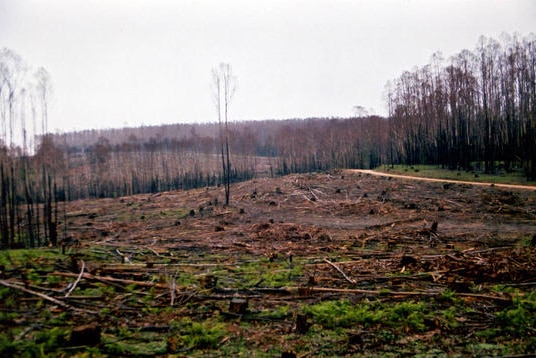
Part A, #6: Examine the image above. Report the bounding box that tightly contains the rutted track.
[351,169,536,191]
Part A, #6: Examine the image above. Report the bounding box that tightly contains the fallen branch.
[15,324,40,341]
[454,292,511,302]
[58,295,105,300]
[53,271,178,290]
[97,262,236,269]
[65,260,85,297]
[323,258,356,284]
[289,286,511,302]
[196,284,511,302]
[146,247,161,256]
[116,249,131,264]
[503,282,536,287]
[0,279,98,314]
[169,273,177,306]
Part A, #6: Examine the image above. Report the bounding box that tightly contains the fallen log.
[0,279,98,314]
[53,271,175,289]
[290,286,511,302]
[323,258,356,284]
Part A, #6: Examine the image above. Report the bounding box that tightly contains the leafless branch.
[65,260,85,297]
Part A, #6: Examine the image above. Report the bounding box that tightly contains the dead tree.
[211,63,237,206]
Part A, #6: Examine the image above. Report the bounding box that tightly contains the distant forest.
[0,32,535,248]
[49,116,387,198]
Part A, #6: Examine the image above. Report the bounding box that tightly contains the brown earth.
[69,169,534,259]
[3,169,536,356]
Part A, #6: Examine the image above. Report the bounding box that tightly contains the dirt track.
[351,169,536,191]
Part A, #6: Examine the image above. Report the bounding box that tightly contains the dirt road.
[350,169,536,191]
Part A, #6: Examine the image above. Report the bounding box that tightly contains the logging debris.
[1,171,536,356]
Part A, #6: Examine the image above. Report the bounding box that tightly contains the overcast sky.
[1,0,535,132]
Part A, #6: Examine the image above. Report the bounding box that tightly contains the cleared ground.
[1,170,535,356]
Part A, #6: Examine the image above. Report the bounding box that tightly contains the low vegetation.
[1,170,535,356]
[379,164,536,186]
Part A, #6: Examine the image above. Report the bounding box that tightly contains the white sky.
[1,0,535,132]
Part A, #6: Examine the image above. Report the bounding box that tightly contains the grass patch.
[378,164,536,186]
[0,248,62,268]
[166,318,226,352]
[304,299,432,333]
[231,259,303,288]
[104,335,167,356]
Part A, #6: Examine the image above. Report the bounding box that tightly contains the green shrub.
[168,318,226,351]
[305,299,431,333]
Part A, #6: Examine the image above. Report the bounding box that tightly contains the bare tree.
[0,48,25,148]
[353,105,369,117]
[212,63,237,206]
[35,67,51,136]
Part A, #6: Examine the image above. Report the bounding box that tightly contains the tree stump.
[199,275,217,288]
[229,297,248,314]
[69,324,101,346]
[295,313,310,334]
[281,351,296,358]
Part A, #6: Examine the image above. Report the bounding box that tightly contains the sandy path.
[349,169,536,191]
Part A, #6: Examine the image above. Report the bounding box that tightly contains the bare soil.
[2,169,536,356]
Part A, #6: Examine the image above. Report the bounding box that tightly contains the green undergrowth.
[230,258,303,288]
[1,247,536,356]
[299,289,536,356]
[304,299,432,332]
[0,248,61,267]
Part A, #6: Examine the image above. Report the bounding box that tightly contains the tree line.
[386,33,536,179]
[0,48,60,249]
[47,115,387,201]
